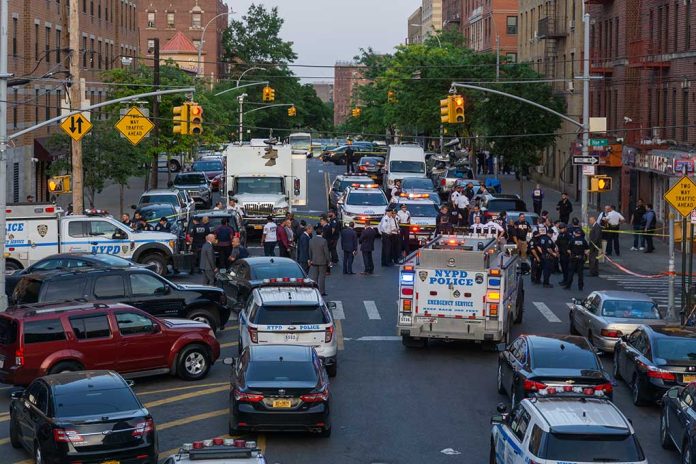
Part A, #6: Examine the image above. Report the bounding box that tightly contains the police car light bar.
[534,386,609,398]
[260,277,317,287]
[351,183,379,188]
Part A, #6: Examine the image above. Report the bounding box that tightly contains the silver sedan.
[568,290,664,352]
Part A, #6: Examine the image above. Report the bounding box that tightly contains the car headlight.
[169,240,176,250]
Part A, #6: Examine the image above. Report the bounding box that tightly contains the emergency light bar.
[351,183,379,189]
[260,278,316,287]
[534,386,609,398]
[181,437,259,459]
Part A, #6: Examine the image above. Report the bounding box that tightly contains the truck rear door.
[413,268,488,319]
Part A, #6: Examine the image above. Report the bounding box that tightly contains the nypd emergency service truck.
[5,203,178,275]
[397,235,524,348]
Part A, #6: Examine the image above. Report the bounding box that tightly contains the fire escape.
[537,5,567,92]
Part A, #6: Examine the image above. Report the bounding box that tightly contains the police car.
[238,278,338,377]
[391,196,439,244]
[490,389,647,464]
[328,174,378,210]
[337,184,389,230]
[163,438,265,464]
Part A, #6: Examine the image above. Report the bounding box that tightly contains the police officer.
[514,213,531,260]
[555,223,572,286]
[536,227,558,288]
[154,217,171,232]
[528,230,542,284]
[564,228,589,291]
[532,184,544,215]
[189,216,210,274]
[327,210,340,265]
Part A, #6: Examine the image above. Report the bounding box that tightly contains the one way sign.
[572,155,599,166]
[60,113,93,142]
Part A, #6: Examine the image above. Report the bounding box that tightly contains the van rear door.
[413,268,488,319]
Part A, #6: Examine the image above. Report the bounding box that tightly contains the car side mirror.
[571,297,577,305]
[126,380,135,388]
[151,323,161,334]
[223,357,236,367]
[327,302,337,310]
[667,388,679,399]
[495,343,507,353]
[10,389,24,400]
[112,231,127,240]
[491,414,508,425]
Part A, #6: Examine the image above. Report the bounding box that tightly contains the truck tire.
[514,290,524,324]
[402,335,426,348]
[139,252,167,276]
[5,260,22,272]
[187,307,220,332]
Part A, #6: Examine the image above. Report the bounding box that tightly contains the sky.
[228,0,422,82]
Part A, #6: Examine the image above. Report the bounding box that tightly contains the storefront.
[571,138,623,213]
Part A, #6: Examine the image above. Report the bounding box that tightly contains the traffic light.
[440,96,454,124]
[453,94,465,123]
[352,107,361,118]
[262,86,275,102]
[172,104,189,135]
[188,104,203,135]
[387,90,396,104]
[590,175,612,192]
[288,105,297,117]
[48,175,71,194]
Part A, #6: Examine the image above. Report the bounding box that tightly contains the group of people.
[121,212,172,232]
[188,214,249,285]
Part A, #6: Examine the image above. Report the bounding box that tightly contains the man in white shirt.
[453,186,470,226]
[470,216,504,236]
[598,204,625,256]
[227,198,244,216]
[379,209,401,266]
[262,216,278,257]
[396,204,411,258]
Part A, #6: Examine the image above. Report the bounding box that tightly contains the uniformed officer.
[397,204,412,256]
[514,213,531,259]
[536,227,558,288]
[532,184,543,215]
[188,216,210,274]
[528,230,542,284]
[564,228,589,291]
[555,223,572,286]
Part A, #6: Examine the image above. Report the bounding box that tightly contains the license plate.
[285,333,299,342]
[272,399,292,408]
[253,225,263,230]
[683,374,696,382]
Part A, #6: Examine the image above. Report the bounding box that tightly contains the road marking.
[220,341,239,349]
[324,170,330,208]
[0,437,9,446]
[331,300,345,320]
[364,300,381,320]
[158,409,227,431]
[137,381,228,396]
[532,302,562,323]
[335,319,345,351]
[222,324,239,332]
[144,385,228,408]
[344,336,401,341]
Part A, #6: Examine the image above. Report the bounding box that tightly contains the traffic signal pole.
[581,11,591,228]
[69,0,84,213]
[0,0,10,311]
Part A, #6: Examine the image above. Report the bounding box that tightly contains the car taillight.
[248,327,258,343]
[300,389,329,403]
[132,418,155,437]
[523,379,547,392]
[647,367,676,381]
[600,329,622,338]
[325,325,334,343]
[440,179,446,186]
[53,428,85,443]
[15,347,23,367]
[359,166,367,171]
[401,288,413,296]
[234,388,264,403]
[594,382,613,394]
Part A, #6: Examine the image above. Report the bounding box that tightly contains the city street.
[0,158,680,463]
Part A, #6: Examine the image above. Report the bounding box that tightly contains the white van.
[385,145,427,191]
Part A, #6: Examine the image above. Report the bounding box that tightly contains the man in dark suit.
[297,224,313,274]
[340,222,358,274]
[588,216,602,277]
[200,234,217,285]
[360,224,377,274]
[308,229,331,295]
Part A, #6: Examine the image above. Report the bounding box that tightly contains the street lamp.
[197,10,235,77]
[236,66,266,87]
[409,23,442,47]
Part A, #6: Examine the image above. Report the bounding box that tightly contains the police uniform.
[514,220,531,258]
[397,209,411,254]
[528,232,542,283]
[532,188,543,215]
[564,232,589,290]
[555,228,572,285]
[536,233,557,287]
[189,221,210,273]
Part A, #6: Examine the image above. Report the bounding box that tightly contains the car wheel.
[34,442,43,464]
[187,308,220,333]
[660,409,675,450]
[514,290,524,324]
[612,350,622,380]
[9,416,21,449]
[402,335,426,348]
[632,375,647,406]
[5,261,22,272]
[177,345,211,381]
[326,361,337,378]
[318,425,332,438]
[496,362,506,394]
[569,313,579,335]
[48,361,82,375]
[683,439,691,464]
[139,252,167,276]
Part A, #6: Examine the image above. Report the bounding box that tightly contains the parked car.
[327,175,376,210]
[135,203,180,228]
[10,267,232,332]
[9,371,158,463]
[321,145,382,165]
[481,196,527,221]
[661,382,696,462]
[228,345,331,436]
[569,291,663,352]
[436,166,474,198]
[399,177,440,204]
[0,301,220,385]
[497,334,613,408]
[136,188,195,223]
[356,156,385,183]
[614,325,696,405]
[192,157,224,192]
[173,172,212,209]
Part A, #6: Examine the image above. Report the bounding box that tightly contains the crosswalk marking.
[364,300,381,320]
[533,302,562,323]
[599,274,682,308]
[331,300,345,320]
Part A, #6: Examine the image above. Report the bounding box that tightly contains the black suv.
[10,268,231,332]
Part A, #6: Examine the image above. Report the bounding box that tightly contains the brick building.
[138,0,228,80]
[422,0,443,36]
[462,0,519,56]
[333,62,367,127]
[7,0,139,202]
[408,6,423,44]
[312,82,333,104]
[442,0,463,30]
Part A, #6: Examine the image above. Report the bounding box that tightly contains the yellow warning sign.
[664,176,696,217]
[115,106,155,145]
[60,113,93,142]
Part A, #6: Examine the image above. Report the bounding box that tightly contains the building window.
[45,27,51,63]
[45,92,50,120]
[683,89,689,141]
[98,0,101,19]
[192,39,201,50]
[12,89,17,129]
[34,89,39,122]
[90,38,94,68]
[90,0,94,16]
[12,17,17,56]
[167,12,175,28]
[82,0,86,13]
[506,52,517,62]
[192,12,201,28]
[56,30,61,63]
[147,39,155,53]
[672,88,677,139]
[82,36,87,67]
[56,89,62,118]
[34,23,39,60]
[506,16,517,34]
[147,12,155,28]
[98,40,102,69]
[686,4,691,51]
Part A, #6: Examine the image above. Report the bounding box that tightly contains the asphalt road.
[0,158,680,463]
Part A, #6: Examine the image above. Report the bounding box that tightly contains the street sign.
[60,113,93,142]
[664,176,696,217]
[115,106,155,145]
[572,156,599,165]
[582,165,596,176]
[589,138,609,147]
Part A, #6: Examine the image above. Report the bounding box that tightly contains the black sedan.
[10,370,157,463]
[217,257,307,308]
[661,383,696,462]
[4,253,154,298]
[229,345,331,436]
[614,325,696,405]
[357,156,385,183]
[497,334,613,408]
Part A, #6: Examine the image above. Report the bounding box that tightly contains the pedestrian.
[297,224,312,273]
[564,228,590,290]
[132,212,149,231]
[568,217,584,237]
[154,217,171,232]
[214,217,235,268]
[513,213,531,259]
[529,230,542,284]
[288,213,301,243]
[188,216,209,274]
[213,201,224,210]
[643,204,656,253]
[345,144,355,173]
[453,186,470,227]
[532,184,544,216]
[308,229,331,296]
[555,223,572,285]
[378,209,399,266]
[630,198,646,251]
[262,216,278,257]
[284,218,295,259]
[227,197,244,216]
[276,218,292,257]
[556,192,573,224]
[436,205,453,235]
[468,205,483,226]
[340,221,358,274]
[598,205,624,256]
[389,209,402,264]
[476,151,485,175]
[228,236,249,266]
[588,216,602,277]
[121,213,133,228]
[200,233,217,285]
[463,182,476,200]
[397,204,411,257]
[327,211,340,265]
[536,227,558,288]
[360,223,377,274]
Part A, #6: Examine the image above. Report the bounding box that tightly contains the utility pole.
[0,0,10,311]
[496,35,500,81]
[149,38,160,189]
[69,0,84,213]
[238,93,246,144]
[580,12,591,225]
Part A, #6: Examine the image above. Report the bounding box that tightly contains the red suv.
[0,302,220,386]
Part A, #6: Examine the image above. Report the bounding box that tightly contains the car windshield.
[192,161,222,172]
[601,300,660,319]
[236,177,283,195]
[336,180,373,192]
[390,160,425,173]
[138,206,176,221]
[253,305,329,325]
[541,432,644,461]
[246,361,317,383]
[346,192,387,206]
[175,174,207,185]
[401,204,439,217]
[402,178,434,190]
[532,345,600,370]
[486,199,526,212]
[140,195,178,207]
[89,255,134,267]
[54,387,142,418]
[654,337,696,362]
[188,215,237,232]
[250,263,305,280]
[359,157,383,166]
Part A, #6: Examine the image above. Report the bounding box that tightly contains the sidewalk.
[490,173,680,278]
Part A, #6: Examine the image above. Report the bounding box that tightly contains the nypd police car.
[391,196,439,244]
[327,174,376,210]
[238,278,338,377]
[490,389,647,464]
[337,184,389,230]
